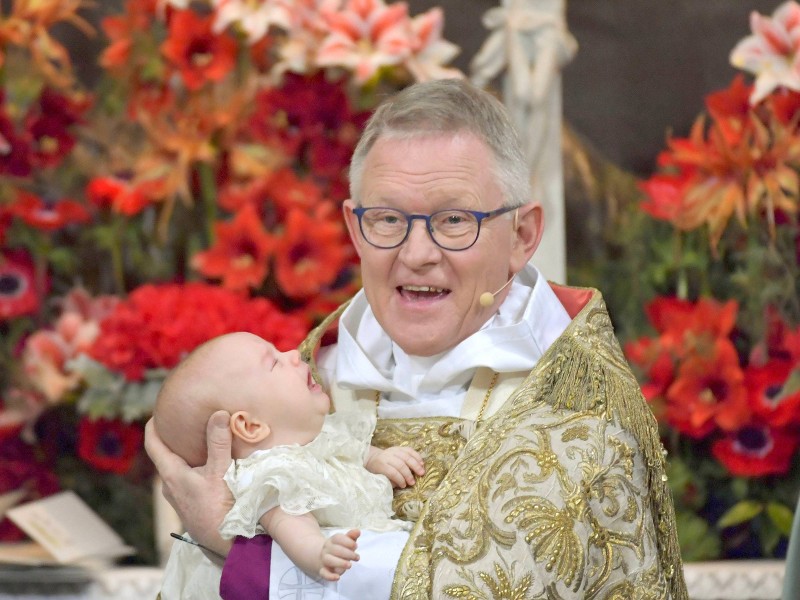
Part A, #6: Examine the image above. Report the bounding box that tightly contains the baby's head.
[153,332,330,467]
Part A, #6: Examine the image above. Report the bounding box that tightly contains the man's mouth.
[398,285,450,300]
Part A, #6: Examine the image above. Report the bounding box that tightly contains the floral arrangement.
[609,1,800,561]
[0,0,461,562]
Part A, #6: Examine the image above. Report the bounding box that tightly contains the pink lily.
[316,0,413,84]
[730,1,800,103]
[404,7,462,82]
[212,0,293,44]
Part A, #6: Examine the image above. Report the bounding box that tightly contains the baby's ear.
[229,411,271,444]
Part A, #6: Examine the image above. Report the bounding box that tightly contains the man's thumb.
[205,410,232,475]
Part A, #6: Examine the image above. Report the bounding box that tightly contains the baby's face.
[227,334,330,440]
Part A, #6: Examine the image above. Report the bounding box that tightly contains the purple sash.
[219,535,272,599]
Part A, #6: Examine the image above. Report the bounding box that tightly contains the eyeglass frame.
[351,205,519,251]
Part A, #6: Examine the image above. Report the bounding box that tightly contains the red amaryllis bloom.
[160,9,238,91]
[77,417,143,475]
[9,190,90,231]
[274,205,351,298]
[86,176,150,216]
[665,338,749,437]
[191,204,276,291]
[744,359,800,428]
[0,250,39,321]
[712,424,799,477]
[644,296,739,358]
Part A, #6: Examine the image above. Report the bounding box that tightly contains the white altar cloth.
[0,561,787,600]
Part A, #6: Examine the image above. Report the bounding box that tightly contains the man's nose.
[399,219,441,265]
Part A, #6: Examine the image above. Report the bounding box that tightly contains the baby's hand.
[319,529,360,581]
[366,446,425,488]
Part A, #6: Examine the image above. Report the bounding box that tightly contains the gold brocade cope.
[390,293,688,600]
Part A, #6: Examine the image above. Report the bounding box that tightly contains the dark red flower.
[0,249,39,321]
[77,417,143,475]
[8,190,91,231]
[160,10,238,91]
[24,88,90,168]
[712,424,798,477]
[0,435,59,542]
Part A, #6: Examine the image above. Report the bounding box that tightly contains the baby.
[153,331,424,591]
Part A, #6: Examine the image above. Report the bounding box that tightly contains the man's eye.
[445,215,465,224]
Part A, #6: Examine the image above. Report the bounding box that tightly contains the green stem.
[196,162,217,245]
[110,216,126,295]
[33,238,50,327]
[675,231,688,300]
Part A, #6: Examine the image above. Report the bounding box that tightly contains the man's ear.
[509,203,544,273]
[342,199,364,258]
[229,411,271,444]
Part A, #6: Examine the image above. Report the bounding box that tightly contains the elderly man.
[146,78,688,599]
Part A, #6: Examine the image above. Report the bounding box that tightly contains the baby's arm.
[260,507,360,581]
[365,446,425,488]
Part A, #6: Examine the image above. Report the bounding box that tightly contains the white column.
[471,0,577,284]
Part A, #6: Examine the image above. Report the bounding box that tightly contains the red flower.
[665,338,749,437]
[274,206,351,298]
[86,176,150,216]
[0,249,39,321]
[744,360,800,428]
[191,204,276,291]
[712,424,798,477]
[704,74,753,146]
[645,296,738,346]
[77,417,143,475]
[160,10,238,91]
[9,190,90,231]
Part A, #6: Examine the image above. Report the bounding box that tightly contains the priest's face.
[343,133,540,357]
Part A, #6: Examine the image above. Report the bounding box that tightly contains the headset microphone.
[479,276,515,308]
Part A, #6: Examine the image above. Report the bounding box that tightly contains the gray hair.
[348,79,531,207]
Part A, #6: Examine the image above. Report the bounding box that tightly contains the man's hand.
[145,410,235,557]
[320,529,360,581]
[365,446,425,488]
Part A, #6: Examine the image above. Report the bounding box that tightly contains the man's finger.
[205,410,233,477]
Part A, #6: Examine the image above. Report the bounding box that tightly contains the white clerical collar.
[333,264,572,399]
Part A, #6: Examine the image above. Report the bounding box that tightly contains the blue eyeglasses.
[352,205,517,251]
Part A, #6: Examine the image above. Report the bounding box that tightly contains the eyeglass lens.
[359,208,481,250]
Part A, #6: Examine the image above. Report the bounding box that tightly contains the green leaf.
[675,510,721,561]
[766,502,795,536]
[718,500,763,528]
